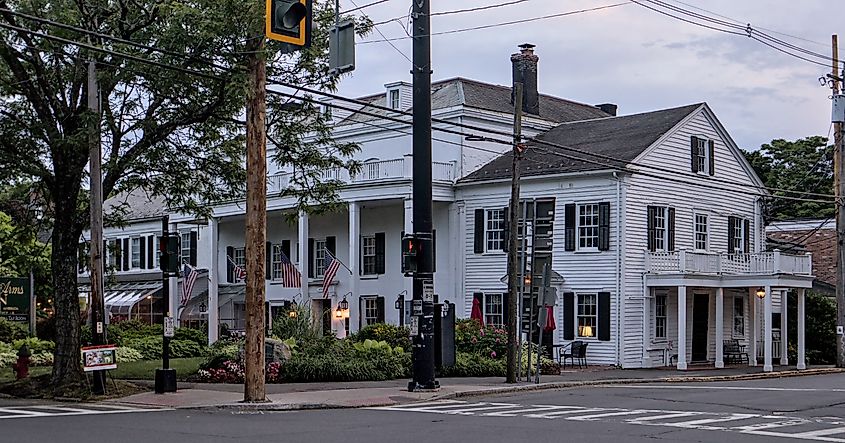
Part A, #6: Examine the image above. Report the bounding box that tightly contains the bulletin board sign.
[0,277,30,323]
[82,345,118,372]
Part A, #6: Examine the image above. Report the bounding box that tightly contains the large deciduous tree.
[0,0,367,393]
[744,136,834,221]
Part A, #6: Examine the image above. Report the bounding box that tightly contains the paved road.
[3,373,845,443]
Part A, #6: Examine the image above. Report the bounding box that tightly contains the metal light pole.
[408,0,438,392]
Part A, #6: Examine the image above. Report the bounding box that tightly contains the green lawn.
[111,357,204,380]
[0,365,50,383]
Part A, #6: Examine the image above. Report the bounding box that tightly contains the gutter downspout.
[614,172,623,366]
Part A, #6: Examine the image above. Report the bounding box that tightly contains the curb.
[434,367,845,400]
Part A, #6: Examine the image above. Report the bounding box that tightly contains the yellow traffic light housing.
[266,0,312,47]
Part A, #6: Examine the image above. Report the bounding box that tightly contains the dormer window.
[389,89,400,110]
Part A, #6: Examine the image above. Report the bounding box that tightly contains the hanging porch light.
[756,287,766,299]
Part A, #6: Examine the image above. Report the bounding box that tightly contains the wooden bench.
[723,339,748,364]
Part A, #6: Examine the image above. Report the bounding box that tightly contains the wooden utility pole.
[834,34,845,369]
[87,59,106,395]
[506,83,523,383]
[243,17,268,402]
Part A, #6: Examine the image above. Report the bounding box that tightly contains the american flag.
[228,256,246,282]
[321,250,341,298]
[279,249,301,288]
[181,264,198,307]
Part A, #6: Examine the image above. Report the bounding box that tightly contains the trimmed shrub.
[438,352,506,377]
[12,337,54,354]
[0,318,28,343]
[174,327,208,346]
[124,336,207,360]
[116,347,143,363]
[454,319,507,358]
[80,323,124,347]
[30,351,53,366]
[271,304,320,343]
[0,352,16,368]
[353,323,411,351]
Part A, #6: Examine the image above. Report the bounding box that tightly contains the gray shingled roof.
[336,77,610,126]
[104,188,168,221]
[460,103,703,183]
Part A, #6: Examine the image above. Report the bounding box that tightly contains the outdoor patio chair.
[561,341,588,369]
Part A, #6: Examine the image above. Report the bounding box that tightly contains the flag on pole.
[228,256,246,282]
[181,264,199,307]
[279,249,301,288]
[321,250,341,298]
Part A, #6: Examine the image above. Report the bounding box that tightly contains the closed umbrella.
[543,306,556,332]
[470,297,484,325]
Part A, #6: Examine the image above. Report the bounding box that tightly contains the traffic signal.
[266,0,312,47]
[402,234,417,276]
[159,233,180,275]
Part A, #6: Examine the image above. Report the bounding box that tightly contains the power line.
[359,3,632,44]
[1,19,836,205]
[342,0,392,14]
[346,0,412,64]
[372,0,534,26]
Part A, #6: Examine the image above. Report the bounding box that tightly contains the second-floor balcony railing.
[645,250,813,276]
[268,156,457,193]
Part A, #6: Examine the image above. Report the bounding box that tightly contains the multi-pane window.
[577,293,597,338]
[485,209,505,252]
[153,236,160,269]
[271,244,283,280]
[234,247,246,268]
[695,137,707,173]
[695,213,708,251]
[653,207,666,251]
[181,232,192,265]
[732,219,745,253]
[654,293,667,339]
[484,294,504,328]
[315,240,327,277]
[578,204,600,250]
[108,239,118,268]
[362,236,376,275]
[363,297,379,326]
[733,297,745,336]
[389,89,400,109]
[131,237,141,269]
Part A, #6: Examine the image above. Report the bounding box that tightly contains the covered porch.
[644,250,814,371]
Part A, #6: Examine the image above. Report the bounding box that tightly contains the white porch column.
[298,211,309,298]
[749,287,757,366]
[763,285,773,372]
[780,289,788,366]
[347,202,360,337]
[403,198,413,308]
[677,286,688,370]
[715,287,724,368]
[169,222,179,326]
[797,288,806,369]
[208,217,219,344]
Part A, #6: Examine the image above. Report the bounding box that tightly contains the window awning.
[79,281,161,309]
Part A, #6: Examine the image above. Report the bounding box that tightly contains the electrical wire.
[372,0,534,26]
[1,19,837,205]
[342,0,392,14]
[346,0,412,64]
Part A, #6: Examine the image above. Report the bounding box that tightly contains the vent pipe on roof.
[511,43,540,115]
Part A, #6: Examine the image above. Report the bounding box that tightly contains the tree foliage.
[744,136,834,221]
[0,0,369,391]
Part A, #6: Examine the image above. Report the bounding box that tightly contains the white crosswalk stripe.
[0,403,170,420]
[369,400,845,442]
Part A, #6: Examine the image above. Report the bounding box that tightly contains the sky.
[334,0,841,152]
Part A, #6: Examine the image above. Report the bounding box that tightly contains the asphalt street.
[2,373,845,443]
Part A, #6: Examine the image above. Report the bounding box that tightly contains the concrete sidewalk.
[104,365,844,411]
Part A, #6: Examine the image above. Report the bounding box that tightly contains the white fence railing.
[267,157,456,193]
[645,250,812,276]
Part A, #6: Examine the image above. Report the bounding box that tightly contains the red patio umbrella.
[470,297,484,325]
[543,306,556,332]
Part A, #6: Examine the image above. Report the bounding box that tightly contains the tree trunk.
[50,186,85,391]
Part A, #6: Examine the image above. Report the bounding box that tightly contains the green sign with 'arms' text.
[0,277,30,323]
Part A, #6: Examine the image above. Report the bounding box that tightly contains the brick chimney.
[596,103,618,116]
[511,43,540,115]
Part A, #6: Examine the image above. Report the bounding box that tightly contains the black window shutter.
[727,217,736,254]
[122,238,129,270]
[376,296,385,323]
[564,203,576,251]
[226,246,234,283]
[190,231,198,266]
[113,239,121,271]
[598,202,610,251]
[708,140,715,176]
[743,219,751,253]
[147,236,154,269]
[308,238,315,278]
[502,206,510,253]
[667,207,676,252]
[690,136,699,173]
[598,292,611,341]
[432,229,436,273]
[375,232,386,274]
[359,298,364,330]
[647,206,656,252]
[265,241,272,280]
[563,292,575,340]
[281,240,291,260]
[139,237,146,269]
[103,240,108,268]
[326,236,336,255]
[474,209,485,253]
